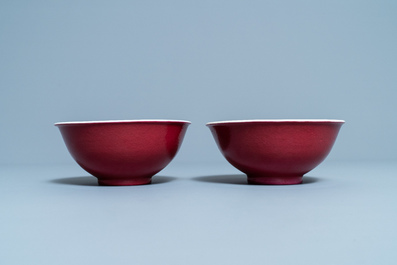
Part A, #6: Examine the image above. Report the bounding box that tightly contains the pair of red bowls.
[55,119,344,186]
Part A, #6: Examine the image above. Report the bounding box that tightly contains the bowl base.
[247,174,303,185]
[98,177,152,186]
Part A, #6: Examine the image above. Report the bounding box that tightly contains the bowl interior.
[206,119,345,126]
[55,119,191,126]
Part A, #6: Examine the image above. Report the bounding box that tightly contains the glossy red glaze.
[207,120,344,185]
[55,120,190,186]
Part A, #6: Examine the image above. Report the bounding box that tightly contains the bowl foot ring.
[97,177,152,186]
[247,174,303,185]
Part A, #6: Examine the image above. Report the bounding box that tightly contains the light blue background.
[1,0,396,165]
[1,2,397,265]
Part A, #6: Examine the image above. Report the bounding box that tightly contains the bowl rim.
[55,119,191,126]
[206,119,345,126]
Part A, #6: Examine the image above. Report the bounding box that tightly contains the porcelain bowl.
[207,119,344,185]
[55,120,190,186]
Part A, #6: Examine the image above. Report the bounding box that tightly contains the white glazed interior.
[55,119,191,126]
[206,119,345,126]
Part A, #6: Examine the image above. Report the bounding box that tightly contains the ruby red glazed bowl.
[207,119,344,185]
[55,120,190,186]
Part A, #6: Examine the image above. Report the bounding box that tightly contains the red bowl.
[55,120,190,186]
[207,119,344,185]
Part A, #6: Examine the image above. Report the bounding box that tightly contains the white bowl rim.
[55,119,191,126]
[206,119,345,126]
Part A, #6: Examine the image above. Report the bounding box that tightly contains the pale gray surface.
[1,162,396,264]
[1,0,397,165]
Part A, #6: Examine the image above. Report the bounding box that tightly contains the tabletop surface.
[1,161,396,265]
